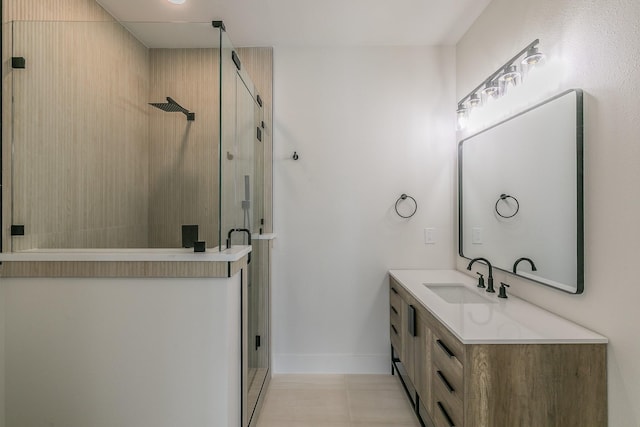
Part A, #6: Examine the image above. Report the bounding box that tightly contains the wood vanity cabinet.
[390,278,423,398]
[389,277,607,427]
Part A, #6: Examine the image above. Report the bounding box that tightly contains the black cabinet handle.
[391,325,398,335]
[437,402,456,427]
[437,370,455,393]
[436,339,455,359]
[391,305,398,315]
[391,287,398,294]
[408,305,416,337]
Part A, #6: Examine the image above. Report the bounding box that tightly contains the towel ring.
[495,194,519,218]
[395,194,417,218]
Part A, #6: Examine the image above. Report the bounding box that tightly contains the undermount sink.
[423,283,496,304]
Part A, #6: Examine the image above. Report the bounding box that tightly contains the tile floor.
[254,374,422,427]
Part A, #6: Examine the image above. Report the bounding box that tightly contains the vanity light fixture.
[498,64,521,86]
[456,39,545,130]
[168,0,186,4]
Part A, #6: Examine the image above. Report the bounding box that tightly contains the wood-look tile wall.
[3,0,113,22]
[237,48,274,234]
[148,49,220,248]
[7,21,149,250]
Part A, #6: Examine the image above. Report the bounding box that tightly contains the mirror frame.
[458,89,584,294]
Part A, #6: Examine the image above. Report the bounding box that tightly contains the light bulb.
[522,46,544,66]
[456,104,469,130]
[481,81,500,99]
[468,94,481,108]
[499,65,521,87]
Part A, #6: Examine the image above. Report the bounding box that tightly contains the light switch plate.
[472,227,483,244]
[424,228,436,244]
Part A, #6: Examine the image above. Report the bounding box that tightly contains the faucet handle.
[498,282,510,299]
[476,272,486,289]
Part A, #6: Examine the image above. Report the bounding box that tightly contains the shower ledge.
[0,246,251,262]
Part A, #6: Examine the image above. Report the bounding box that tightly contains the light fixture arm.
[457,39,540,106]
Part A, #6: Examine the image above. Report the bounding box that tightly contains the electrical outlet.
[424,228,436,244]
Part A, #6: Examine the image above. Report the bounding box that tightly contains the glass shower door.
[219,34,268,427]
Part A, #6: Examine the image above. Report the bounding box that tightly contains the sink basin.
[423,283,496,304]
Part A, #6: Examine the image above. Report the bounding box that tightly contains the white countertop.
[389,269,607,344]
[0,246,252,262]
[251,233,277,240]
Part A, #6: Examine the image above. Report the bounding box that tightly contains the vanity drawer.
[389,281,402,312]
[432,362,463,426]
[431,322,464,378]
[390,323,401,352]
[433,393,463,427]
[432,336,463,396]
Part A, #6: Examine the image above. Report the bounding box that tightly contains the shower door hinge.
[232,51,241,71]
[11,225,25,236]
[256,94,263,107]
[255,335,261,350]
[11,57,26,69]
[256,127,262,142]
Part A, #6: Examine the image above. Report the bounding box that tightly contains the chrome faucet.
[467,257,495,293]
[227,228,252,263]
[513,257,537,274]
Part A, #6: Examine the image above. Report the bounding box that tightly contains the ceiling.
[95,0,493,47]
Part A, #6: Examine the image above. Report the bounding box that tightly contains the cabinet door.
[416,317,432,415]
[401,301,417,384]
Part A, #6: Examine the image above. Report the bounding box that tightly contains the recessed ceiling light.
[168,0,186,4]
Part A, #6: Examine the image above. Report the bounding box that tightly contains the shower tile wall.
[4,0,113,22]
[148,49,220,248]
[2,0,119,250]
[6,21,150,250]
[237,47,274,234]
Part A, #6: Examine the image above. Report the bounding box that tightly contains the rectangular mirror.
[459,89,583,293]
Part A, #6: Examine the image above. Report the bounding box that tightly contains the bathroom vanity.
[389,269,607,427]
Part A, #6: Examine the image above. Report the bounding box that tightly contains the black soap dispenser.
[476,272,486,289]
[498,282,510,299]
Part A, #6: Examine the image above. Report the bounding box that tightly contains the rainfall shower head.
[149,97,195,121]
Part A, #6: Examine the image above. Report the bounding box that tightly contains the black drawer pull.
[391,305,398,315]
[437,401,456,427]
[408,305,416,337]
[436,339,455,359]
[391,325,398,335]
[391,287,398,294]
[437,370,455,393]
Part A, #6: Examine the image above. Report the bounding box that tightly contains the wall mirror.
[459,89,583,293]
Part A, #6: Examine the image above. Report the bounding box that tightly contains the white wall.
[456,1,640,426]
[272,46,456,373]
